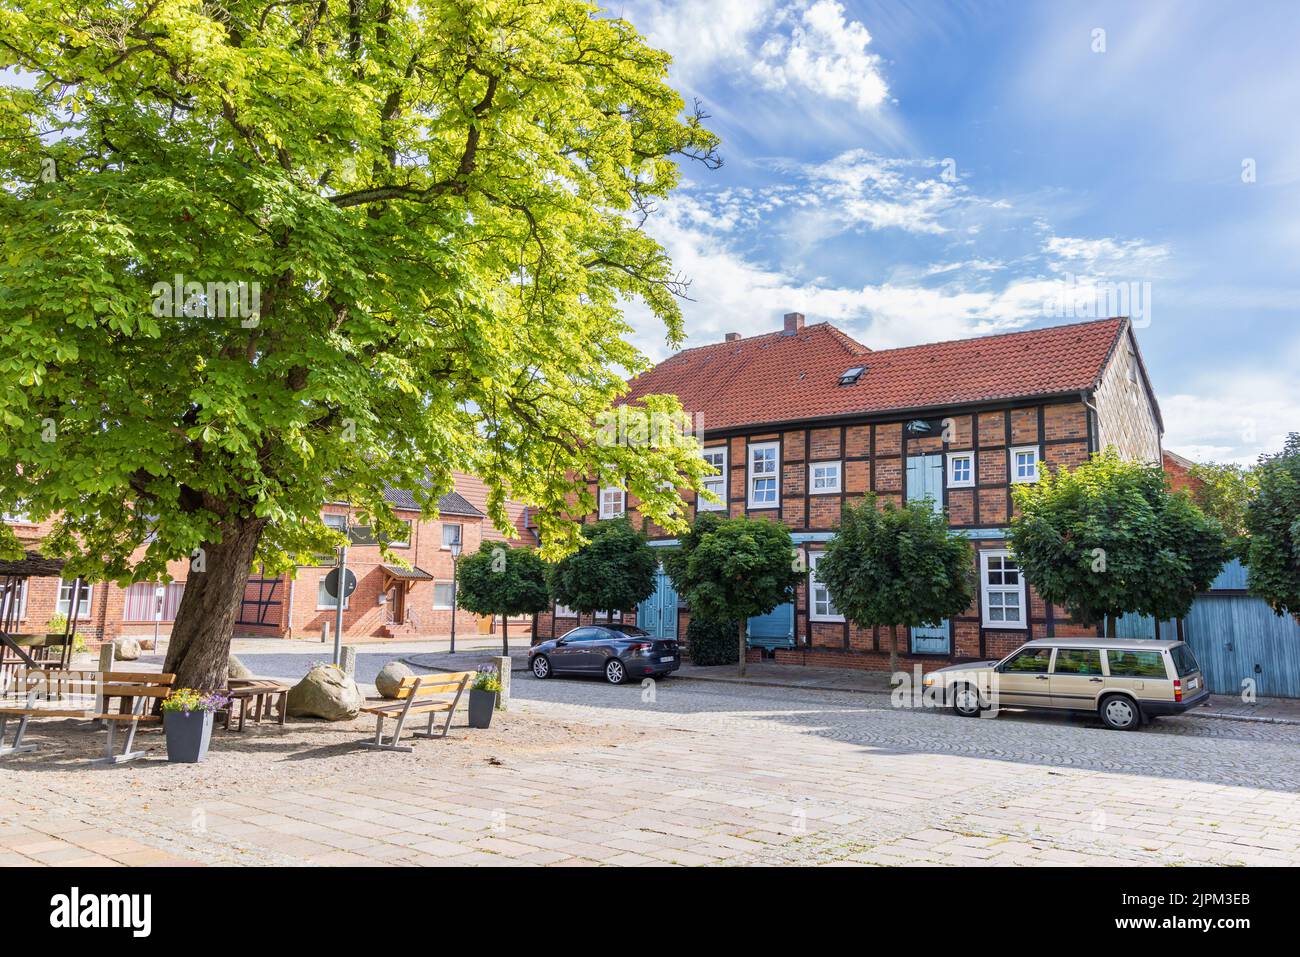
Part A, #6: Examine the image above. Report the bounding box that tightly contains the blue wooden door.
[906,454,944,514]
[910,620,950,654]
[637,568,678,640]
[1183,594,1300,698]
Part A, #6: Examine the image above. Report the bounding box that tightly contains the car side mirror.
[555,638,567,646]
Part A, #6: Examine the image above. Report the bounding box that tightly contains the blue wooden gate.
[911,620,950,654]
[747,603,794,647]
[637,567,678,640]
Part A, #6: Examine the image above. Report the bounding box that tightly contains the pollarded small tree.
[662,513,803,676]
[548,517,657,621]
[1187,461,1257,561]
[455,544,550,656]
[1009,449,1227,637]
[1245,433,1300,622]
[816,496,975,677]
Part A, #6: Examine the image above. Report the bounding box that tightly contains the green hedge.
[685,616,740,666]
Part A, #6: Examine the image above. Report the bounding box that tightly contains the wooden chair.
[0,669,175,764]
[359,671,475,753]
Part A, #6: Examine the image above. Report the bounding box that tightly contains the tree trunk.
[1106,613,1119,639]
[737,620,747,677]
[501,613,509,657]
[163,519,267,691]
[889,623,900,680]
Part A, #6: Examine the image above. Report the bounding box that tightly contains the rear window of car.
[1106,650,1168,679]
[1053,648,1102,675]
[614,626,650,638]
[1170,644,1202,677]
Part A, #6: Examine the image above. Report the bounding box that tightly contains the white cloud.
[624,0,889,114]
[1044,235,1171,275]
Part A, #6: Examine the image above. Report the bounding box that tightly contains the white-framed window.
[1010,446,1040,484]
[441,523,462,549]
[698,447,728,511]
[433,582,455,609]
[980,550,1026,628]
[809,461,842,494]
[554,602,576,618]
[748,441,780,509]
[322,512,347,531]
[57,579,93,619]
[947,452,974,488]
[122,582,184,622]
[599,486,626,519]
[1,580,28,621]
[808,552,843,622]
[317,576,350,610]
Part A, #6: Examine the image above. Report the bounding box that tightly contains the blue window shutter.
[905,456,924,504]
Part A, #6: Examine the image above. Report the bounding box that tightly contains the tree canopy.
[663,513,802,675]
[455,543,549,655]
[1009,449,1227,634]
[548,517,657,616]
[1186,460,1257,561]
[816,496,974,675]
[1245,432,1300,621]
[0,0,718,686]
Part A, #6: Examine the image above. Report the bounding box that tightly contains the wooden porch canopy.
[1,551,82,671]
[381,564,433,589]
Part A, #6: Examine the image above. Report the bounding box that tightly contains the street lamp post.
[449,540,462,654]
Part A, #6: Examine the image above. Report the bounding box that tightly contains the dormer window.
[838,366,865,386]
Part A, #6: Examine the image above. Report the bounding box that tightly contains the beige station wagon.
[922,638,1209,730]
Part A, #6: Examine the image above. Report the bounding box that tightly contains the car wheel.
[604,658,628,685]
[952,684,983,717]
[531,655,551,679]
[1099,694,1140,730]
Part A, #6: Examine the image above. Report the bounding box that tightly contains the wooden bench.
[359,671,475,753]
[0,669,176,764]
[222,679,290,731]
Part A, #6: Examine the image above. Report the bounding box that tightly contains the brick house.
[533,313,1164,672]
[2,473,535,646]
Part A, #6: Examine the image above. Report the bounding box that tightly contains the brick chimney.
[783,312,805,335]
[725,332,741,342]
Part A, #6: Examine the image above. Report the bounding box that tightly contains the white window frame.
[57,579,93,619]
[432,581,455,609]
[554,602,577,618]
[747,441,780,510]
[808,461,842,495]
[316,575,351,611]
[808,552,844,623]
[697,446,728,512]
[980,550,1027,629]
[322,512,347,530]
[441,523,462,549]
[946,452,975,489]
[1010,445,1041,484]
[1,580,28,621]
[599,486,626,520]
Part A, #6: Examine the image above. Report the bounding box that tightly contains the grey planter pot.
[467,689,496,729]
[164,710,215,763]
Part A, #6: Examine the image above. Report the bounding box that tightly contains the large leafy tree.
[1009,449,1227,637]
[548,516,656,618]
[455,544,549,656]
[816,496,974,677]
[1245,433,1300,621]
[663,513,802,676]
[1186,461,1257,561]
[0,0,718,688]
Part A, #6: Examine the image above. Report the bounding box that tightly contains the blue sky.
[615,0,1300,464]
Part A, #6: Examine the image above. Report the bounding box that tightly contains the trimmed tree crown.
[662,513,803,623]
[454,543,549,619]
[548,517,657,615]
[1245,432,1300,620]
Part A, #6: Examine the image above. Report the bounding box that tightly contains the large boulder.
[287,664,363,721]
[228,654,255,680]
[375,660,414,699]
[113,637,141,661]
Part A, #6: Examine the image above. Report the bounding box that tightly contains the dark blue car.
[529,624,680,684]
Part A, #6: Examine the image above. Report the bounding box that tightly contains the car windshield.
[1170,644,1201,677]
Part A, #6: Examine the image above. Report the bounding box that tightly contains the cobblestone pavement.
[3,662,1298,866]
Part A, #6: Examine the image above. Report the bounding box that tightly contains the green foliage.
[47,612,67,634]
[455,544,549,620]
[0,0,720,583]
[1009,449,1228,628]
[1245,433,1300,620]
[471,669,502,693]
[663,513,802,624]
[684,615,740,666]
[817,496,975,633]
[1187,461,1257,561]
[548,517,657,615]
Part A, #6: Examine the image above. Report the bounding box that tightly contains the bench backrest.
[392,671,475,699]
[2,669,175,702]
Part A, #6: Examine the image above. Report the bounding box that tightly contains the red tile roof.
[624,317,1130,433]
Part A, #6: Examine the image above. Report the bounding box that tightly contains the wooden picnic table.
[221,679,289,731]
